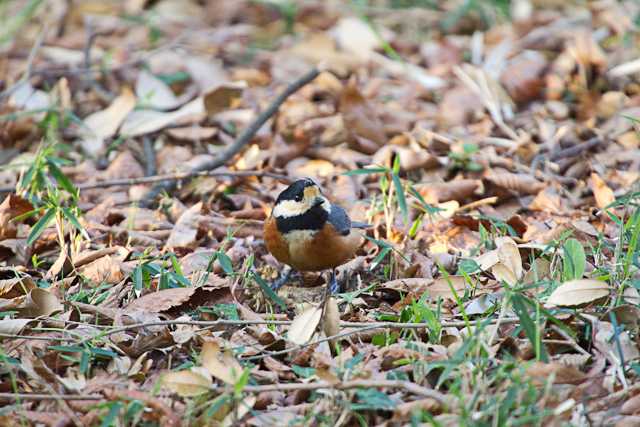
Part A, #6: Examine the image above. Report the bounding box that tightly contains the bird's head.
[272,178,329,218]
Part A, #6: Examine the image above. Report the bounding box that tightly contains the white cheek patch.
[273,200,308,218]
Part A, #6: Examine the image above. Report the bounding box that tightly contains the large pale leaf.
[288,304,322,345]
[546,279,609,307]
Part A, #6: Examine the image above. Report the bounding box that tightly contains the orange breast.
[263,217,363,272]
[288,223,363,271]
[263,216,292,266]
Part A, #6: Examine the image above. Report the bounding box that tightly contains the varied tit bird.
[264,178,369,293]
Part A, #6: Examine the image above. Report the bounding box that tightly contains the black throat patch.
[275,204,328,234]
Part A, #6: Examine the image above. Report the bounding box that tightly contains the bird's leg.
[328,268,340,294]
[269,267,298,291]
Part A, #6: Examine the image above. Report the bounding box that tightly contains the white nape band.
[272,200,308,218]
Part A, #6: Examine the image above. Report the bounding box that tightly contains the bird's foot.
[269,267,299,291]
[328,269,340,294]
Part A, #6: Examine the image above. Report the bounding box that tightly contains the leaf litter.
[1,1,640,426]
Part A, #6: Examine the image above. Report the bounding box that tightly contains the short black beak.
[312,197,324,208]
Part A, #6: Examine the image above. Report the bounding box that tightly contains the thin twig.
[548,137,602,161]
[139,66,321,208]
[222,379,453,404]
[142,136,157,177]
[0,379,452,405]
[0,170,291,194]
[82,17,113,102]
[0,333,74,341]
[242,317,521,361]
[6,317,521,345]
[0,393,102,401]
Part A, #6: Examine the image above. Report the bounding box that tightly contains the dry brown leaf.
[135,70,183,110]
[0,274,37,298]
[290,33,360,75]
[485,172,545,196]
[393,398,441,421]
[17,288,63,318]
[288,304,322,345]
[165,202,204,250]
[622,395,640,415]
[382,277,471,300]
[322,297,340,339]
[418,180,483,204]
[0,318,31,336]
[0,194,34,240]
[120,97,204,137]
[589,173,615,209]
[80,87,136,156]
[221,395,256,427]
[161,368,212,397]
[525,361,587,385]
[339,82,387,147]
[496,237,523,280]
[167,126,218,142]
[102,150,145,180]
[80,255,124,285]
[437,85,484,127]
[204,82,245,116]
[595,320,640,364]
[546,279,609,307]
[492,263,517,286]
[500,51,547,103]
[201,341,243,385]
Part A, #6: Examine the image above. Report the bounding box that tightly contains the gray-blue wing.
[328,205,352,236]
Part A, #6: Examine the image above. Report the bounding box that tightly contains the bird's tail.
[351,221,372,229]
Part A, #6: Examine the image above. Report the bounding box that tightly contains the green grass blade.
[27,207,56,245]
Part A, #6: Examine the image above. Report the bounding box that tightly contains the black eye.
[294,194,303,202]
